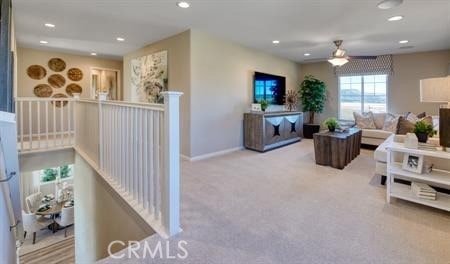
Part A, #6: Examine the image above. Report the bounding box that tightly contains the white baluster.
[28,101,32,150]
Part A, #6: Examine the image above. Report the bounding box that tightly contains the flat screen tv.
[253,72,286,105]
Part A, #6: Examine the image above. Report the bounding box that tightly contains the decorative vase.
[328,127,335,132]
[415,133,428,143]
[405,133,419,149]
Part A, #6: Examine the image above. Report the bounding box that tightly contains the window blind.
[334,55,393,76]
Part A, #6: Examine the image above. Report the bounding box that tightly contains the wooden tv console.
[243,111,303,152]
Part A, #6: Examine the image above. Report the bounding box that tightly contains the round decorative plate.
[51,93,68,107]
[48,58,66,72]
[27,65,47,80]
[67,68,83,81]
[48,74,66,88]
[66,83,82,96]
[33,84,53,97]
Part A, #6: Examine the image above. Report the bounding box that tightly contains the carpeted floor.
[99,140,450,263]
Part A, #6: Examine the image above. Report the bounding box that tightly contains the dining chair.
[22,211,52,244]
[56,206,74,237]
[62,183,74,200]
[25,192,42,213]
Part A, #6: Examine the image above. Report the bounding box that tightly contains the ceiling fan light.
[328,57,349,67]
[377,0,403,9]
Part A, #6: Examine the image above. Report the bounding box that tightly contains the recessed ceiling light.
[377,0,403,9]
[91,52,97,56]
[399,40,409,44]
[177,1,190,8]
[44,23,55,28]
[304,53,311,56]
[272,40,280,44]
[388,15,403,21]
[116,37,125,42]
[39,40,48,44]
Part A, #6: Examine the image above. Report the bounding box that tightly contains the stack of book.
[411,182,437,200]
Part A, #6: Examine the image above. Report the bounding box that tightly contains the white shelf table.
[386,141,450,211]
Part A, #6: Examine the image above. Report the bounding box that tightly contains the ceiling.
[13,0,450,62]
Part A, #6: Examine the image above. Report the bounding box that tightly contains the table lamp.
[420,75,450,150]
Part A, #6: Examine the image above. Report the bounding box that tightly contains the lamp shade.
[420,76,450,103]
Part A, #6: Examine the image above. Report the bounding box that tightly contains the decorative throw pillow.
[371,112,386,129]
[353,112,376,129]
[396,117,415,135]
[397,115,433,135]
[405,112,426,123]
[382,113,400,133]
[417,112,427,119]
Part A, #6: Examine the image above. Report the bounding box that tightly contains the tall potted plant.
[299,75,327,138]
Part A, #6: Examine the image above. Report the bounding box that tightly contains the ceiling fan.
[327,40,377,67]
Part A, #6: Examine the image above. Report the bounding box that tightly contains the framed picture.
[251,103,262,112]
[402,153,424,174]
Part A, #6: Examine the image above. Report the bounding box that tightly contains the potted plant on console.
[324,117,339,132]
[413,120,436,143]
[299,75,327,138]
[259,99,269,112]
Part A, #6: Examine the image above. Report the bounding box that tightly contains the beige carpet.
[99,140,450,263]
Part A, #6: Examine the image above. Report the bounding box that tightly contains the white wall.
[190,30,300,157]
[74,153,154,262]
[0,184,16,264]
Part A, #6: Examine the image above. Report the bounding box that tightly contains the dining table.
[35,197,72,233]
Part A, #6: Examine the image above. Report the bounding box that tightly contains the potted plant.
[299,75,327,138]
[324,117,339,132]
[413,120,435,143]
[259,99,269,112]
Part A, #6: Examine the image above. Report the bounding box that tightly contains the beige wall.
[123,30,191,157]
[190,30,299,157]
[300,50,450,124]
[74,153,154,263]
[390,50,450,115]
[17,47,123,99]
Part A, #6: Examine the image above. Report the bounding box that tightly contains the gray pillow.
[372,112,386,129]
[382,113,400,133]
[353,112,376,129]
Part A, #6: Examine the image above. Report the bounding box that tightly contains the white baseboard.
[181,146,244,162]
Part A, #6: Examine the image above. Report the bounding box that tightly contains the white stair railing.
[74,92,183,237]
[0,111,24,264]
[15,97,75,152]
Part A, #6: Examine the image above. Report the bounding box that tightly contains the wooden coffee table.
[313,128,362,169]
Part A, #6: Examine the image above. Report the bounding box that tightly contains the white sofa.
[362,129,392,146]
[359,114,439,147]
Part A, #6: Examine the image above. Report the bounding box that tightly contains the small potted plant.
[324,117,339,132]
[413,120,435,143]
[259,99,269,112]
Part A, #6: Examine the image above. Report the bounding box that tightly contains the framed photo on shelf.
[251,103,262,112]
[402,153,424,174]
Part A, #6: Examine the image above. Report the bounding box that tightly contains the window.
[339,74,387,120]
[40,165,74,183]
